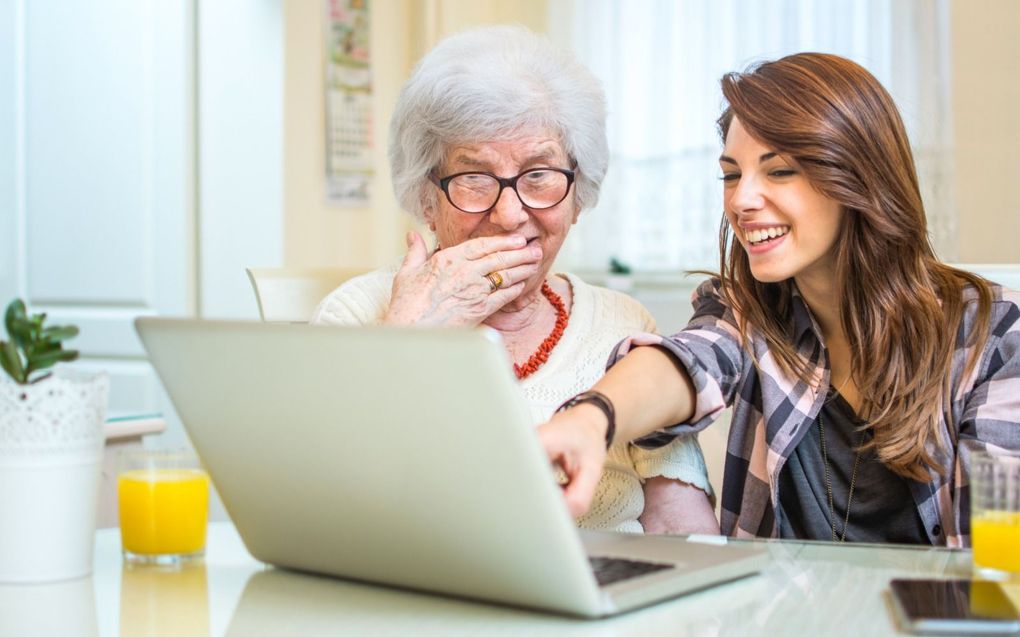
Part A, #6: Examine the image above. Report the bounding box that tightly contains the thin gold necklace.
[818,410,862,543]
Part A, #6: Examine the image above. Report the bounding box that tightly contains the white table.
[0,522,1005,636]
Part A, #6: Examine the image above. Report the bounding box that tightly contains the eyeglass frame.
[428,167,576,214]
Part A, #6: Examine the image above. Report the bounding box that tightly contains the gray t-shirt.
[777,391,928,544]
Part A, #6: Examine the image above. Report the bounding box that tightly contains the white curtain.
[550,0,954,272]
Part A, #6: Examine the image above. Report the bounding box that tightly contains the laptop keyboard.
[589,556,675,587]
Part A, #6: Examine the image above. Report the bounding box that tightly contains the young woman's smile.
[720,117,844,285]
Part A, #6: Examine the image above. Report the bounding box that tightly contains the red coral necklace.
[514,281,569,380]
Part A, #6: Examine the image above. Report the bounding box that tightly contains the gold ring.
[485,271,504,291]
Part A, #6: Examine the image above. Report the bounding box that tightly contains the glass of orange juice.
[971,448,1020,581]
[117,449,210,565]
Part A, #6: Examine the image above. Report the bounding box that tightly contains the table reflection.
[223,566,776,637]
[0,576,98,637]
[84,524,996,636]
[119,561,209,637]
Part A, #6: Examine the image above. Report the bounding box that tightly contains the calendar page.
[324,0,372,206]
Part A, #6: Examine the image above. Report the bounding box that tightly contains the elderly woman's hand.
[384,231,544,327]
[536,404,609,518]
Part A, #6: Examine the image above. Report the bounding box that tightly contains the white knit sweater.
[311,267,711,533]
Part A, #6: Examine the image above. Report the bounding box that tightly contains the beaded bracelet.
[555,390,616,449]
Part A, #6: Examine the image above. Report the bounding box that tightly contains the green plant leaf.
[10,317,37,343]
[41,325,79,341]
[28,372,52,385]
[33,340,59,356]
[26,314,45,345]
[609,257,632,275]
[25,348,79,376]
[4,298,25,332]
[2,297,79,385]
[5,302,30,348]
[0,340,26,384]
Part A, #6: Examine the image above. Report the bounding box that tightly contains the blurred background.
[1,0,1017,444]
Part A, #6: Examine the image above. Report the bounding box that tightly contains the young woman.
[540,52,1020,546]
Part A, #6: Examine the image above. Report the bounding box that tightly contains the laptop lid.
[136,318,606,614]
[137,318,769,617]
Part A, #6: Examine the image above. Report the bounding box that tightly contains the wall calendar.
[324,0,372,206]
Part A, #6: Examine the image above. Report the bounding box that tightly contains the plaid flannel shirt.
[610,278,1020,546]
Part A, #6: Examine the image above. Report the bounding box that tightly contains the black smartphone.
[889,578,1020,634]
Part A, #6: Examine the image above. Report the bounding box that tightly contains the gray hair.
[389,25,609,223]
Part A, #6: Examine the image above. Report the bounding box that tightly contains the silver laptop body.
[136,318,766,618]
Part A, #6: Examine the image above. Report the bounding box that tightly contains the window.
[550,0,954,272]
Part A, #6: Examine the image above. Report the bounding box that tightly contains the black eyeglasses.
[429,167,575,214]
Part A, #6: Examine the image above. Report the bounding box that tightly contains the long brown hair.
[716,53,992,481]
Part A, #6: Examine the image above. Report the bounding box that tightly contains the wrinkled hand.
[384,232,544,327]
[640,477,720,535]
[536,405,609,518]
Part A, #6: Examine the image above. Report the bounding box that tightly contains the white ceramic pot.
[0,369,109,583]
[606,273,635,293]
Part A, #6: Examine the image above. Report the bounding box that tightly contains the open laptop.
[135,318,767,618]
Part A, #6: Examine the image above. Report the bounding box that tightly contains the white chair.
[245,267,369,323]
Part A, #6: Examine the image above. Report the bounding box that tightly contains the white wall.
[952,0,1020,263]
[198,0,284,319]
[283,0,416,271]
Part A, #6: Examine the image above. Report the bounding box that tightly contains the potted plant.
[0,299,109,582]
[606,257,635,293]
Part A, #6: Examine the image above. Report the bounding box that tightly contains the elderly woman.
[312,26,717,534]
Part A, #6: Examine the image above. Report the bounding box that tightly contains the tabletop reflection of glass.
[120,562,209,637]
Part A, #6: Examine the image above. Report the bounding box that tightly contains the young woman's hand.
[536,403,610,518]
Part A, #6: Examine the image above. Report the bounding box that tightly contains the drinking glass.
[117,449,210,565]
[971,448,1020,580]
